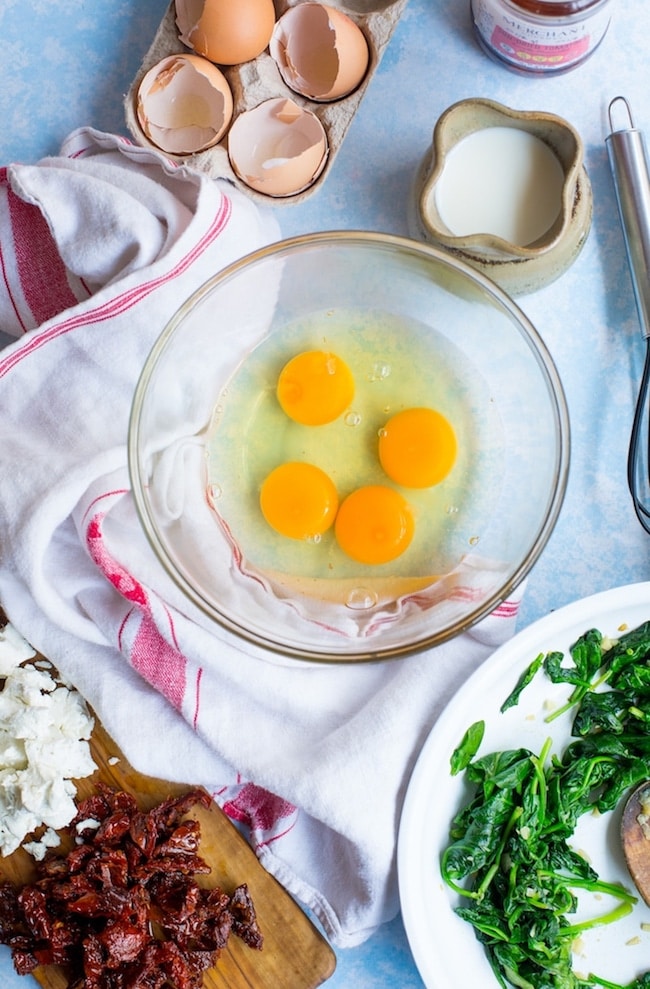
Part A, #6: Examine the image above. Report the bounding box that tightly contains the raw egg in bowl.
[128,232,569,662]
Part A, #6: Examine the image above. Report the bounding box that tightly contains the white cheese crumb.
[0,623,96,858]
[75,817,100,833]
[23,827,61,861]
[0,624,36,676]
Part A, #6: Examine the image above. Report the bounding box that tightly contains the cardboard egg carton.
[124,0,408,205]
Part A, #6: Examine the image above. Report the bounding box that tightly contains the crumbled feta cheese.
[24,736,95,781]
[0,732,26,769]
[23,827,61,861]
[0,624,36,676]
[19,771,79,829]
[0,623,96,858]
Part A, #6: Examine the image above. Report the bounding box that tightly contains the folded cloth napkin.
[0,128,525,948]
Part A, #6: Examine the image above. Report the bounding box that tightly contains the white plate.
[398,582,650,989]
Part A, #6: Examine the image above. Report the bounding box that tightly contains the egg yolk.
[378,407,457,488]
[260,462,339,540]
[277,350,354,425]
[334,485,414,565]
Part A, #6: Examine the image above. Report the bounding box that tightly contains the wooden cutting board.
[0,719,336,989]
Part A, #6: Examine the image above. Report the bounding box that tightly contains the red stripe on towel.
[7,178,79,326]
[86,499,188,712]
[0,192,233,380]
[492,598,521,619]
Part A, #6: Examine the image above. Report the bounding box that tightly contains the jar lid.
[509,0,610,11]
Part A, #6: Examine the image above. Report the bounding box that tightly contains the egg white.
[206,308,503,581]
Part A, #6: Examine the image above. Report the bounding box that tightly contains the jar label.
[491,23,590,66]
[472,0,611,72]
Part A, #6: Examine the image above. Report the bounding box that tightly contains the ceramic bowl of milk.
[409,98,592,295]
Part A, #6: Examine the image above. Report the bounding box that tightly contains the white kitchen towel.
[0,128,525,948]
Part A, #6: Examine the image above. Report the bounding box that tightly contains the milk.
[434,126,565,246]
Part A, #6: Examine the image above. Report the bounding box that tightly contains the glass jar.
[470,0,613,74]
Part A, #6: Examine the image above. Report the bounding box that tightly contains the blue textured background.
[1,0,649,986]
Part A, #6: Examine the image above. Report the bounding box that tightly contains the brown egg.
[270,3,369,102]
[136,54,233,155]
[175,0,276,66]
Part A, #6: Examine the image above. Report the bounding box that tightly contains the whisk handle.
[606,97,650,339]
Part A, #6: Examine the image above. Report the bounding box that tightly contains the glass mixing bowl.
[128,231,569,662]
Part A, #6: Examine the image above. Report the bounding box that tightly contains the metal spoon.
[621,780,650,905]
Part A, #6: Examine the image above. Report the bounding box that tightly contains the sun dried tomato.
[135,853,211,883]
[154,820,201,857]
[0,881,20,936]
[0,785,263,988]
[63,841,96,875]
[19,886,56,941]
[82,932,105,985]
[11,948,38,977]
[230,883,265,950]
[98,918,150,967]
[147,872,202,923]
[128,812,158,859]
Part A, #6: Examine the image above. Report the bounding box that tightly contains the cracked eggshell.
[126,0,409,204]
[227,97,328,198]
[270,3,370,102]
[136,53,233,155]
[175,0,276,66]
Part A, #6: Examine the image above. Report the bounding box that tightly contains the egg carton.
[124,0,408,206]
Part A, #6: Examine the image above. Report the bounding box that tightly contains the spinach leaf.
[570,690,628,736]
[610,662,650,696]
[450,719,485,775]
[441,786,517,884]
[466,749,537,795]
[440,617,650,989]
[591,975,650,989]
[606,621,650,677]
[500,652,544,712]
[543,628,603,687]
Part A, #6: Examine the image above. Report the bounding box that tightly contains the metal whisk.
[606,96,650,534]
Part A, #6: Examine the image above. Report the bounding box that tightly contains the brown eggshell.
[227,97,328,198]
[126,0,410,205]
[136,53,233,154]
[270,3,369,102]
[175,0,276,66]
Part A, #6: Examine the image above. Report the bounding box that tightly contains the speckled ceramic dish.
[409,98,592,296]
